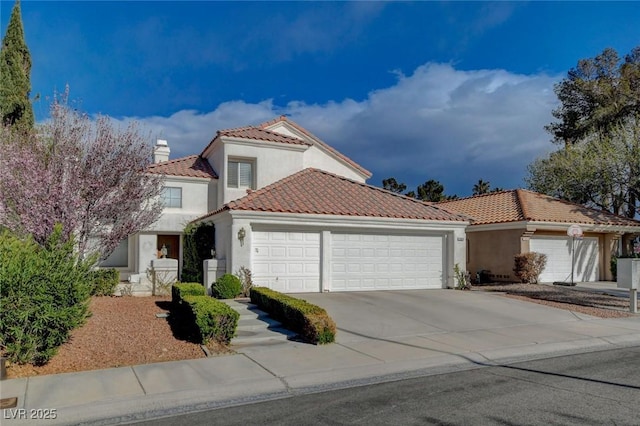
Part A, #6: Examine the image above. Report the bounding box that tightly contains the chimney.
[153,139,170,163]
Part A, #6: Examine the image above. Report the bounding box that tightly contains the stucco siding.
[221,142,305,204]
[147,178,211,232]
[303,145,367,183]
[467,228,523,282]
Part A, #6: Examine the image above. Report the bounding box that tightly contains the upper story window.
[161,186,182,208]
[227,159,254,189]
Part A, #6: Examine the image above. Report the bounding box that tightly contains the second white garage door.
[330,233,444,291]
[529,236,599,283]
[252,231,321,293]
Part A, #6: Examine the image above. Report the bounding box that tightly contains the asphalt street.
[132,346,640,425]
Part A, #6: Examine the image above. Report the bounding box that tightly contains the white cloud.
[126,63,560,196]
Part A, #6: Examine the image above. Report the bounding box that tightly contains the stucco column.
[230,220,252,276]
[603,234,621,281]
[320,230,331,292]
[520,230,534,253]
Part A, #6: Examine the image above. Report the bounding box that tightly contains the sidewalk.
[2,290,640,425]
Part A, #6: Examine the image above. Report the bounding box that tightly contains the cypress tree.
[0,0,34,130]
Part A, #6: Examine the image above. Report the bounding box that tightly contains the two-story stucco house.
[103,116,469,293]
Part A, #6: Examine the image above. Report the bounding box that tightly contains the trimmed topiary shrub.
[514,252,548,284]
[182,295,239,344]
[181,222,216,284]
[212,273,242,299]
[171,282,205,306]
[0,226,93,365]
[90,268,119,296]
[250,287,336,344]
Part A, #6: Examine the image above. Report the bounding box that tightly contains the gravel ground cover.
[6,296,232,379]
[475,283,635,319]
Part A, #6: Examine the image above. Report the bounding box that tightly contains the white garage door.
[252,231,321,293]
[529,236,599,283]
[331,233,444,291]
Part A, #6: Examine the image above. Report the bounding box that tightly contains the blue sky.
[2,1,639,197]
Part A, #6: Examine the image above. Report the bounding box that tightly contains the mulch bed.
[5,296,233,379]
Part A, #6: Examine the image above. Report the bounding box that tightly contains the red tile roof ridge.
[437,188,640,226]
[147,155,218,179]
[515,189,530,220]
[436,189,517,204]
[258,116,372,178]
[218,126,310,145]
[517,189,640,225]
[193,168,469,222]
[249,167,468,212]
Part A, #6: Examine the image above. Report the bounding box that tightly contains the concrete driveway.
[294,290,640,360]
[237,289,640,390]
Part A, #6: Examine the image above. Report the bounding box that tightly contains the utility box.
[617,258,639,289]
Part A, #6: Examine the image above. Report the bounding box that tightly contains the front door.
[157,235,180,260]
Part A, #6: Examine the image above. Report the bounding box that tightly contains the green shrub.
[171,282,205,306]
[0,226,93,365]
[250,287,336,344]
[212,273,242,299]
[610,255,617,281]
[90,268,119,296]
[183,295,239,344]
[181,222,216,284]
[514,252,548,284]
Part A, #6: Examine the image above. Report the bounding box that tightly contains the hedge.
[250,287,336,344]
[172,282,205,306]
[182,295,239,344]
[89,268,119,296]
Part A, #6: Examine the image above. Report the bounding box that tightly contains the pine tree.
[0,0,34,130]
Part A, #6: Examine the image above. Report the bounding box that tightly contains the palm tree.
[473,179,490,196]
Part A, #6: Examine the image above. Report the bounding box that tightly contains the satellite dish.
[567,224,583,238]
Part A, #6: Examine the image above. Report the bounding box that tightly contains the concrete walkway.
[1,290,640,425]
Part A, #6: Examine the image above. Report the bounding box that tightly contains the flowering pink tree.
[0,94,164,260]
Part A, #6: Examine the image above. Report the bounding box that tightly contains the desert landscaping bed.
[6,296,233,379]
[475,283,635,319]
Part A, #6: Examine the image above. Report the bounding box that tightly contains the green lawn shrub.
[212,273,242,299]
[171,282,205,306]
[514,252,548,284]
[182,295,239,344]
[250,287,336,344]
[89,268,119,296]
[181,222,215,284]
[0,226,93,365]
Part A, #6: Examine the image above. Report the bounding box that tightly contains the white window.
[227,160,254,188]
[161,187,182,208]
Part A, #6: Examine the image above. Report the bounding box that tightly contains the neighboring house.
[437,189,640,283]
[104,116,469,293]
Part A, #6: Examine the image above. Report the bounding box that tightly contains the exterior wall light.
[237,227,246,246]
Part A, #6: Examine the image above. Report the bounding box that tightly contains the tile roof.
[218,126,311,146]
[198,168,467,222]
[437,189,640,227]
[259,116,372,178]
[199,116,371,178]
[147,155,218,179]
